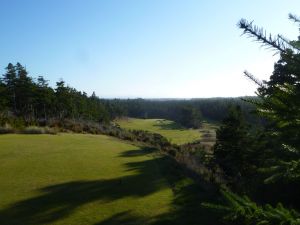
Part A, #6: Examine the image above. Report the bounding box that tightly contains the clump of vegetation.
[0,124,58,135]
[213,105,256,184]
[0,124,14,134]
[20,126,57,135]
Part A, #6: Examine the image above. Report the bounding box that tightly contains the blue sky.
[0,0,299,98]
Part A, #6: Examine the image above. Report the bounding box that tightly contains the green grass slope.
[0,134,221,225]
[115,118,215,145]
[0,134,176,225]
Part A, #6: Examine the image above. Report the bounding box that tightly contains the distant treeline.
[0,62,257,128]
[105,97,259,127]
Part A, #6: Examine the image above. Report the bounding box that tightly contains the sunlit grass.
[115,118,208,145]
[0,134,174,225]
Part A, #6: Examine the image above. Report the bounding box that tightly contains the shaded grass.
[0,134,222,225]
[95,155,224,225]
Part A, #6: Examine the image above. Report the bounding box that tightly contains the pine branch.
[243,70,266,88]
[289,13,300,23]
[238,19,293,54]
[278,35,300,52]
[202,189,300,224]
[259,159,300,184]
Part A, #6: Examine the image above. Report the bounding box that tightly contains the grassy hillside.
[0,134,174,225]
[115,118,216,145]
[0,134,220,225]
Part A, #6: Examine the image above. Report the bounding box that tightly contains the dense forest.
[0,64,257,128]
[106,97,258,126]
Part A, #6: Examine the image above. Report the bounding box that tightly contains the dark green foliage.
[203,189,300,225]
[214,105,254,180]
[207,14,300,225]
[238,17,300,186]
[107,97,258,128]
[0,63,111,125]
[176,106,202,128]
[112,98,205,128]
[0,81,8,111]
[259,159,300,184]
[2,63,17,113]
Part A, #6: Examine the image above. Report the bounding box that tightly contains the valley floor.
[115,118,216,145]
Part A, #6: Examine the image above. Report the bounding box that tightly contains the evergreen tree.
[35,76,54,121]
[214,105,254,180]
[239,15,300,184]
[0,63,113,125]
[2,63,17,113]
[0,80,8,113]
[205,14,300,224]
[14,63,35,119]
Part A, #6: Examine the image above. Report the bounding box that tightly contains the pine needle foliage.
[202,189,300,225]
[238,19,300,54]
[238,15,300,184]
[207,14,300,225]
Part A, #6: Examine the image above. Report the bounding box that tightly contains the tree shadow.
[0,149,170,225]
[0,146,223,225]
[95,156,224,225]
[118,147,156,158]
[93,211,145,225]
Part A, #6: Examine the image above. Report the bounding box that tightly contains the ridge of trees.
[0,63,111,126]
[0,64,258,129]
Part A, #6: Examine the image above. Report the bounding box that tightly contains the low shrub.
[44,126,58,135]
[0,124,15,134]
[20,126,57,135]
[21,126,45,134]
[9,117,26,129]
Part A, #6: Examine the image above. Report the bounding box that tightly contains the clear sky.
[0,0,299,98]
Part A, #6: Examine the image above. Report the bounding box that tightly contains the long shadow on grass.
[0,148,170,225]
[96,150,224,225]
[118,147,155,157]
[0,147,223,225]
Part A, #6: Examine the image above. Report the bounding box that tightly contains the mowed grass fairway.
[115,118,217,147]
[0,134,176,225]
[115,118,201,145]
